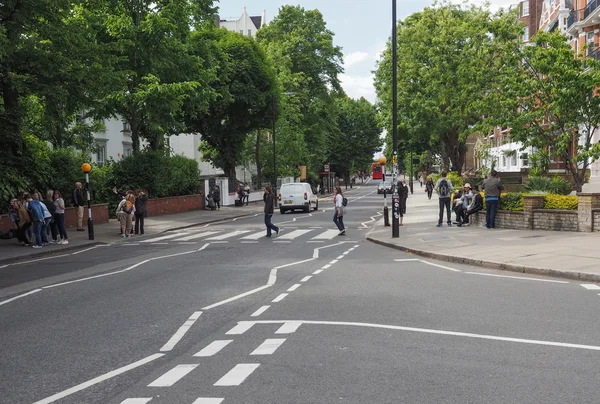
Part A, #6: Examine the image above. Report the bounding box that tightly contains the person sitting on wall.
[462,185,483,227]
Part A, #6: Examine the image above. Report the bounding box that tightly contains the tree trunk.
[130,112,140,152]
[442,129,466,174]
[1,79,24,165]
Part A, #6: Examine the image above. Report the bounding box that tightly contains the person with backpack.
[481,170,504,229]
[117,194,135,238]
[333,186,346,236]
[212,186,221,211]
[263,186,279,237]
[435,171,454,228]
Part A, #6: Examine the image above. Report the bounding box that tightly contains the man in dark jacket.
[481,170,504,229]
[464,185,483,226]
[263,186,279,237]
[73,182,85,231]
[134,191,148,235]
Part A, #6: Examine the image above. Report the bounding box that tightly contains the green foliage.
[429,172,464,188]
[499,192,524,211]
[544,195,578,210]
[47,148,92,204]
[525,176,572,195]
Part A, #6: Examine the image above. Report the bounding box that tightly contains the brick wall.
[146,194,204,217]
[469,210,528,230]
[0,204,109,234]
[533,210,578,232]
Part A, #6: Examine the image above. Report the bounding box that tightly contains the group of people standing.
[113,187,148,237]
[9,190,69,248]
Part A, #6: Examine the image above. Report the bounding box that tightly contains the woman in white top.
[52,190,69,244]
[333,186,345,236]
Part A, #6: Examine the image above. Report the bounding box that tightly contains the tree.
[329,96,382,185]
[486,31,600,192]
[99,0,216,151]
[257,5,344,180]
[374,2,521,173]
[185,28,276,182]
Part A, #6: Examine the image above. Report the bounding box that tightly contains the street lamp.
[81,163,94,240]
[391,0,400,238]
[272,91,296,197]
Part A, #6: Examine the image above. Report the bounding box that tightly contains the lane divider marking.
[194,340,233,357]
[160,311,203,352]
[214,363,260,386]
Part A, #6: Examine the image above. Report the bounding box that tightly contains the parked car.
[378,181,392,194]
[278,183,319,214]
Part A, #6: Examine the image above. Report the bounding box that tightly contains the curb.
[0,241,108,266]
[366,236,600,283]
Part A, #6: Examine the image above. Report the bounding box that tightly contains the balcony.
[568,0,600,32]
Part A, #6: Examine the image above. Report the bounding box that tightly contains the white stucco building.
[217,7,266,37]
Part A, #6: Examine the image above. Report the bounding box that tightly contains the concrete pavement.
[367,183,600,282]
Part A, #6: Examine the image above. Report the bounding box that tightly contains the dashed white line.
[120,399,152,404]
[272,293,288,303]
[250,338,286,355]
[192,399,224,404]
[300,276,312,282]
[275,321,302,334]
[251,305,270,317]
[226,322,255,335]
[160,311,203,352]
[321,264,331,269]
[148,364,198,387]
[214,364,260,386]
[287,284,301,292]
[329,260,338,264]
[313,269,323,274]
[33,354,164,404]
[581,284,600,290]
[336,255,344,259]
[194,340,233,357]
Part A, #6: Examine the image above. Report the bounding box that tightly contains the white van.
[278,183,319,214]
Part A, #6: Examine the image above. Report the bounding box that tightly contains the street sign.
[324,164,330,172]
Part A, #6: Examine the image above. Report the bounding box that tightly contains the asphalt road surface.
[2,181,600,404]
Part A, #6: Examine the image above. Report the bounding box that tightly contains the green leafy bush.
[548,176,572,195]
[524,176,572,195]
[544,195,578,210]
[500,192,524,211]
[429,172,464,188]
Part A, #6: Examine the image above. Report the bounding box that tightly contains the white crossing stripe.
[140,233,190,243]
[272,293,288,303]
[250,338,286,355]
[194,340,233,357]
[207,230,250,240]
[148,364,198,387]
[241,231,268,240]
[277,229,313,240]
[311,229,340,240]
[581,284,600,290]
[176,231,221,242]
[214,364,260,386]
[120,399,152,404]
[226,322,254,335]
[251,305,270,317]
[192,399,224,404]
[287,284,301,292]
[275,321,302,334]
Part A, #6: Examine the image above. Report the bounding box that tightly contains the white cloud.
[339,73,377,103]
[344,51,370,68]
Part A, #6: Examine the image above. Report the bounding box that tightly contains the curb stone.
[366,236,600,283]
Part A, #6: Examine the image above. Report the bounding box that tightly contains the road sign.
[324,164,330,172]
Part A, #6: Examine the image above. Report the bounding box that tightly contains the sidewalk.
[367,186,600,282]
[0,205,263,265]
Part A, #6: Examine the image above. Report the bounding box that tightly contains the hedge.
[543,195,578,210]
[429,172,464,188]
[476,192,577,211]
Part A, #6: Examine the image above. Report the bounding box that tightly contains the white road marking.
[207,230,250,240]
[241,241,259,244]
[313,269,323,274]
[214,364,260,386]
[71,245,110,255]
[309,226,323,229]
[251,320,600,352]
[321,264,331,269]
[194,340,233,357]
[151,242,169,245]
[336,255,344,259]
[278,229,313,240]
[466,272,569,283]
[311,229,340,240]
[177,231,220,241]
[148,364,198,387]
[300,276,312,282]
[160,311,203,352]
[250,338,286,355]
[33,354,164,404]
[192,399,224,404]
[202,243,346,310]
[0,289,42,307]
[272,293,288,303]
[141,233,190,243]
[6,254,70,266]
[274,240,292,243]
[241,231,268,240]
[251,305,270,317]
[275,321,302,334]
[342,251,350,255]
[581,284,600,290]
[178,242,198,245]
[307,240,325,243]
[210,241,229,244]
[287,284,301,292]
[421,260,461,273]
[329,260,338,264]
[394,259,420,262]
[120,399,153,404]
[226,322,254,335]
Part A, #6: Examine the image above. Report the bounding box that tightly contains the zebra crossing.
[133,227,346,245]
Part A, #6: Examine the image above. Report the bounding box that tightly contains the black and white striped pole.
[391,0,400,238]
[82,163,94,240]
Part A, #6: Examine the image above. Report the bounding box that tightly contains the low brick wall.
[469,210,529,230]
[146,194,204,217]
[533,209,578,232]
[594,210,600,232]
[0,204,109,234]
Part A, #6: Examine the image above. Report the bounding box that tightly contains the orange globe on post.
[378,156,387,165]
[82,163,92,173]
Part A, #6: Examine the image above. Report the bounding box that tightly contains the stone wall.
[594,210,600,232]
[469,210,528,230]
[146,194,204,217]
[533,210,578,232]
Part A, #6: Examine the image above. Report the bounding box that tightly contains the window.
[523,26,529,42]
[122,142,133,157]
[521,153,529,166]
[511,153,517,167]
[502,155,507,167]
[239,30,243,34]
[95,140,108,167]
[522,1,529,16]
[123,121,131,133]
[587,31,595,56]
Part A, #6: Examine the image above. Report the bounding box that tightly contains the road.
[2,181,600,404]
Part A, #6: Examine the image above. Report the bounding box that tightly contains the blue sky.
[216,0,515,103]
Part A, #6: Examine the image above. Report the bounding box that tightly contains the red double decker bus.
[372,162,383,180]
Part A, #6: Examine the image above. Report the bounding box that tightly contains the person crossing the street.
[333,186,346,236]
[263,186,279,238]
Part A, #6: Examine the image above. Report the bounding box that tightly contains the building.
[217,7,267,37]
[475,127,535,173]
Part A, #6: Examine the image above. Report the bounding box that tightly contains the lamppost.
[391,0,400,238]
[81,163,94,240]
[271,91,296,197]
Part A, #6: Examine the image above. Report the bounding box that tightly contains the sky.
[216,0,517,104]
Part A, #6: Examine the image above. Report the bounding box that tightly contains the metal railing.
[567,8,585,28]
[585,0,600,20]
